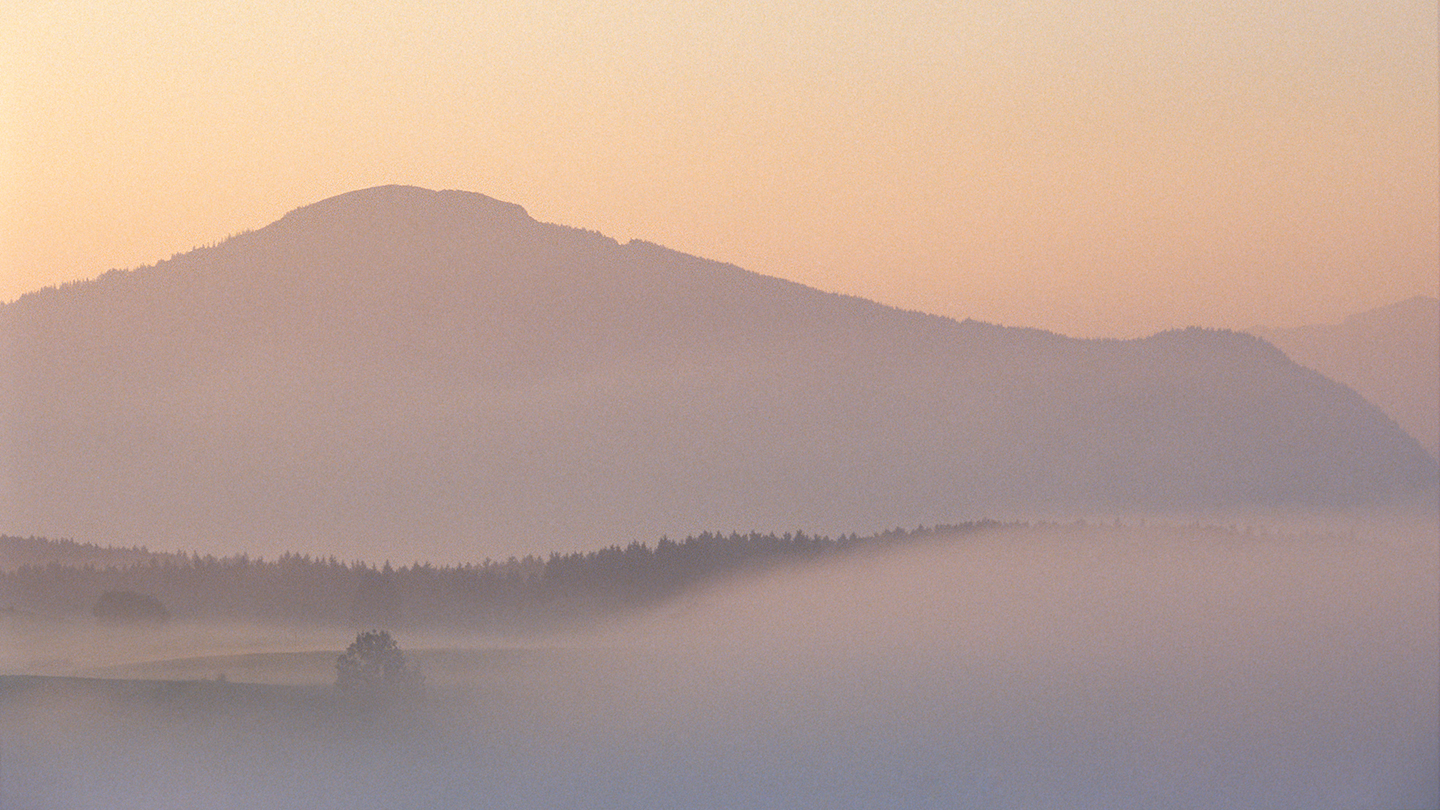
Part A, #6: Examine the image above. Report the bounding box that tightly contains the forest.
[0,521,1259,632]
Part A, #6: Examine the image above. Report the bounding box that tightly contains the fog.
[3,519,1436,809]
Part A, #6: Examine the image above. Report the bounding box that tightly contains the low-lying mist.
[3,519,1436,809]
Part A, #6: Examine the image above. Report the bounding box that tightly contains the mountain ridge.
[1252,295,1439,459]
[2,186,1434,561]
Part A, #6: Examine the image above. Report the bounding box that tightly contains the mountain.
[2,186,1434,561]
[1252,297,1439,460]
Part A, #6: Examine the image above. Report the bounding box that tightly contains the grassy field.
[0,646,650,809]
[67,645,623,685]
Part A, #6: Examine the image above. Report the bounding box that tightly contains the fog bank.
[2,520,1435,808]
[603,520,1438,808]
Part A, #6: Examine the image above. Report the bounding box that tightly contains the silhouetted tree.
[335,630,422,692]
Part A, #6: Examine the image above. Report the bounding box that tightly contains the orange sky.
[3,0,1436,337]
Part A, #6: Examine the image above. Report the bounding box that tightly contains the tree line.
[2,520,1278,632]
[0,523,1009,631]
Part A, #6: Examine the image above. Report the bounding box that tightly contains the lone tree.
[335,630,422,692]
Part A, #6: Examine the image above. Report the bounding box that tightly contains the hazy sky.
[3,0,1436,337]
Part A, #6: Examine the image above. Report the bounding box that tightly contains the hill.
[1253,296,1439,459]
[0,525,1001,632]
[2,185,1434,560]
[0,534,181,571]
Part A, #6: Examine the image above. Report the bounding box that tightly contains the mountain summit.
[3,186,1434,559]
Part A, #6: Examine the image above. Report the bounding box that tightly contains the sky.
[2,0,1436,338]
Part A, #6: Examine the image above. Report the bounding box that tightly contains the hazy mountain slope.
[1253,296,1439,459]
[2,186,1434,560]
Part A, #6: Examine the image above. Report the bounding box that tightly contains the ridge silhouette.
[2,186,1434,560]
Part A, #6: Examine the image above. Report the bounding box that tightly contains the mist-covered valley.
[3,517,1435,809]
[6,0,1438,799]
[2,186,1438,808]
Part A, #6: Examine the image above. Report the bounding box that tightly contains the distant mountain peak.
[1252,296,1439,459]
[274,185,533,234]
[1341,294,1438,327]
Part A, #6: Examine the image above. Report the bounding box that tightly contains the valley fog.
[3,519,1436,809]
